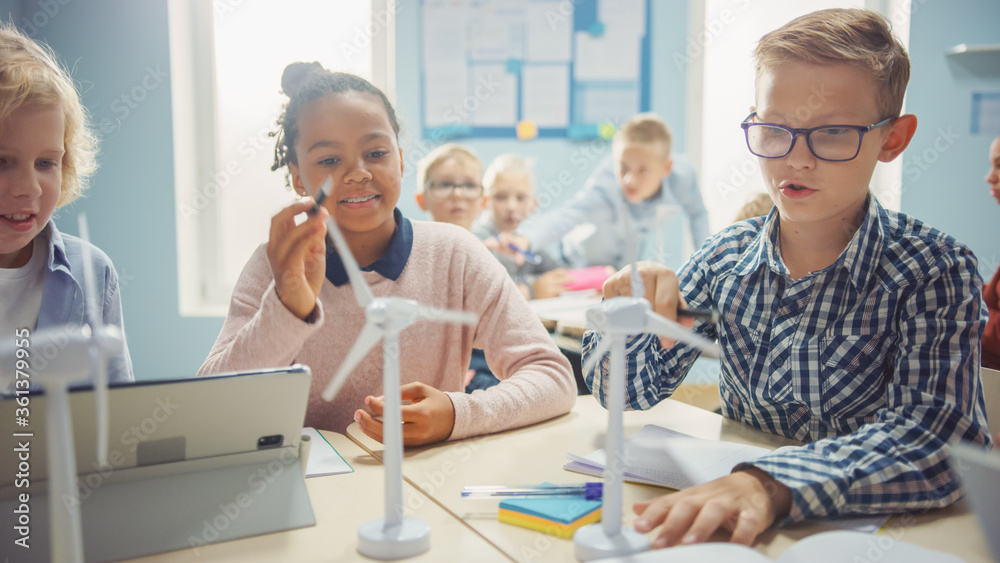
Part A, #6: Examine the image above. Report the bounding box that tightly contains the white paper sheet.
[574,29,641,81]
[525,0,572,62]
[521,65,570,127]
[470,63,518,126]
[302,427,354,478]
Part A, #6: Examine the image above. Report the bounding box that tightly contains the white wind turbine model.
[311,177,478,559]
[0,213,122,562]
[573,209,720,561]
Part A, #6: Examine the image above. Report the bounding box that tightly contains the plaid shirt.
[583,196,992,524]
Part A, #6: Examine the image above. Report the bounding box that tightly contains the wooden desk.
[347,396,992,563]
[132,433,511,562]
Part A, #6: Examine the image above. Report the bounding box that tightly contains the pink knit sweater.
[199,220,576,439]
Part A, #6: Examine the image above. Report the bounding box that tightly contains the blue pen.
[461,482,603,500]
[495,235,543,265]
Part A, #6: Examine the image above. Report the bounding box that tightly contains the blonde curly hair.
[0,23,98,207]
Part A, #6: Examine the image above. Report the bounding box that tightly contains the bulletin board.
[418,0,652,140]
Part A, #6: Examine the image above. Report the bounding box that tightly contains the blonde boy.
[415,143,486,231]
[585,9,990,548]
[511,114,709,269]
[0,24,132,383]
[472,154,568,299]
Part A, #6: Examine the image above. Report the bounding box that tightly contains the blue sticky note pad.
[499,497,601,524]
[588,21,605,36]
[506,58,522,74]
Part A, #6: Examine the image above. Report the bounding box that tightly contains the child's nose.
[10,166,43,197]
[785,136,816,170]
[343,159,372,183]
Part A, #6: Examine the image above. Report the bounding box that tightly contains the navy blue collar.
[325,208,413,287]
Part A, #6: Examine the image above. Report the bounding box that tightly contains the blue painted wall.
[904,0,1000,280]
[11,0,223,381]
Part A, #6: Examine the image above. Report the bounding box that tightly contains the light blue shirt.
[519,154,709,270]
[38,221,133,384]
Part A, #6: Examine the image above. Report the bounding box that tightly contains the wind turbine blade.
[582,337,613,381]
[78,214,110,465]
[323,215,374,309]
[414,306,477,326]
[644,311,721,357]
[321,321,383,401]
[77,214,100,330]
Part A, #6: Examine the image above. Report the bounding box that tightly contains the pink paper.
[562,266,612,292]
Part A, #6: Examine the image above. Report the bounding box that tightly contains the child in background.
[585,9,991,548]
[471,154,570,299]
[498,114,709,270]
[983,134,1000,370]
[414,143,486,231]
[732,191,775,223]
[200,63,575,444]
[0,24,133,383]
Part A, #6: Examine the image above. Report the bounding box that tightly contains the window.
[689,0,910,233]
[169,0,395,315]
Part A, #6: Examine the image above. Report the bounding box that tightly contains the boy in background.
[415,143,486,231]
[586,9,991,548]
[500,114,709,270]
[472,154,569,299]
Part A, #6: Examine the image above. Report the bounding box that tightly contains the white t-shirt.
[0,236,47,336]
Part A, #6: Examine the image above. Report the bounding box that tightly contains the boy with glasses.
[415,143,487,231]
[584,8,991,549]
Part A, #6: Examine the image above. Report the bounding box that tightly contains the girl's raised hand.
[267,201,330,320]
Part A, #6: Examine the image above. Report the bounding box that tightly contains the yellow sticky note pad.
[517,120,538,140]
[599,122,616,139]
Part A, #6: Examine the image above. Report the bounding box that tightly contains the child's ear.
[662,157,674,179]
[878,114,917,163]
[289,162,306,196]
[415,191,427,211]
[398,148,404,176]
[481,194,489,211]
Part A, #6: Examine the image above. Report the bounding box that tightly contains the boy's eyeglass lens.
[427,182,483,198]
[740,113,894,162]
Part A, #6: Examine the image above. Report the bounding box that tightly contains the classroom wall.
[904,0,1000,280]
[11,0,992,383]
[393,1,691,221]
[12,0,225,381]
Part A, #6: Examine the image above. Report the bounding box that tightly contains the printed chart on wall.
[419,0,651,140]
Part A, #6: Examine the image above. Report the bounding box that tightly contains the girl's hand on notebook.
[357,382,456,446]
[267,202,329,320]
[602,262,694,348]
[632,468,791,548]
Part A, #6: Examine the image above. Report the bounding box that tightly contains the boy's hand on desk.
[632,468,792,548]
[357,382,456,446]
[267,202,329,320]
[533,269,570,299]
[602,262,694,348]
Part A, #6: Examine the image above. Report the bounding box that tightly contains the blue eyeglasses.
[740,112,895,162]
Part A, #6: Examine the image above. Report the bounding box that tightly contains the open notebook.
[589,530,965,562]
[565,424,888,532]
[564,424,776,489]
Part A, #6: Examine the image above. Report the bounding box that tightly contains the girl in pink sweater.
[199,63,575,445]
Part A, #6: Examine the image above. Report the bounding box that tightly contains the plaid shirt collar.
[731,194,885,292]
